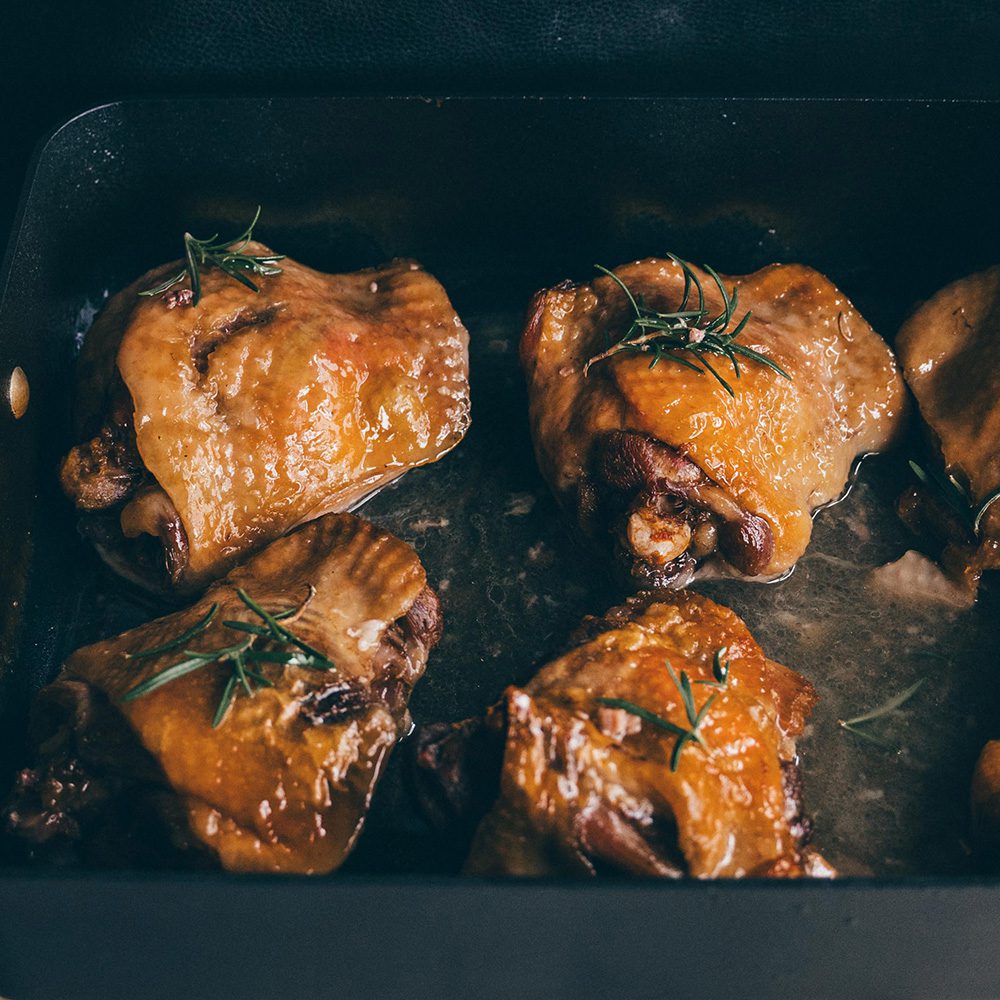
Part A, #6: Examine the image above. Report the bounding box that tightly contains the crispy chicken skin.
[5,514,442,874]
[520,259,906,587]
[896,266,1000,591]
[972,741,1000,853]
[60,246,470,593]
[420,591,831,879]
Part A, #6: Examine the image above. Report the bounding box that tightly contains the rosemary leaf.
[595,647,731,771]
[122,586,333,728]
[242,649,305,664]
[696,647,731,688]
[713,647,730,685]
[212,674,239,729]
[236,588,333,668]
[586,255,791,395]
[689,694,716,749]
[139,206,285,305]
[126,603,219,660]
[122,653,221,701]
[595,697,688,739]
[670,731,694,771]
[233,652,254,698]
[909,460,974,528]
[841,678,925,728]
[906,458,1000,540]
[838,723,903,755]
[973,487,1000,536]
[244,669,274,687]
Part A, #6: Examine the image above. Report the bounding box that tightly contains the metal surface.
[1,97,999,998]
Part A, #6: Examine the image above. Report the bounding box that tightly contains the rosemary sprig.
[584,254,792,397]
[125,603,219,660]
[235,588,332,668]
[596,647,731,771]
[121,587,334,728]
[139,206,284,305]
[838,678,925,755]
[909,460,1000,540]
[694,646,731,689]
[121,638,252,702]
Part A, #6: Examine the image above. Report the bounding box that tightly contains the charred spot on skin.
[298,681,368,726]
[191,304,284,374]
[59,383,146,511]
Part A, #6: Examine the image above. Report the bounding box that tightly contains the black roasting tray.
[1,97,1000,999]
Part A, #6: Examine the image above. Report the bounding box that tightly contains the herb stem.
[596,648,731,772]
[123,586,335,727]
[837,677,925,755]
[125,603,219,660]
[139,207,284,305]
[909,460,1000,541]
[585,256,792,396]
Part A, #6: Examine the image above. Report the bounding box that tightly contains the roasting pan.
[1,96,1000,1000]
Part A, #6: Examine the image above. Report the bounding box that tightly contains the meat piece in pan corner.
[60,215,470,594]
[972,741,1000,859]
[895,266,1000,596]
[519,256,906,588]
[416,590,833,879]
[5,513,442,874]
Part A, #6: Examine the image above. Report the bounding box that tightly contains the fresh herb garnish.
[909,460,1000,541]
[235,588,332,667]
[838,677,925,755]
[122,587,332,728]
[139,206,284,305]
[584,255,792,397]
[597,647,732,771]
[125,603,219,660]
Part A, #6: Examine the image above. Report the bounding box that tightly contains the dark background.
[2,0,1000,243]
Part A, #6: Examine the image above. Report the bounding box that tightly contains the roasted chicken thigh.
[61,245,470,592]
[6,513,441,874]
[972,741,1000,856]
[896,266,1000,593]
[520,258,906,587]
[418,591,831,879]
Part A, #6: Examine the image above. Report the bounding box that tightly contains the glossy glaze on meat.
[60,247,471,592]
[520,258,906,586]
[972,741,1000,857]
[5,514,441,874]
[424,591,832,879]
[896,266,1000,590]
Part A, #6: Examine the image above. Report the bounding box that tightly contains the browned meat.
[61,245,470,593]
[595,430,775,584]
[972,741,1000,857]
[896,266,1000,594]
[520,258,907,587]
[417,591,833,879]
[58,380,145,510]
[6,513,441,874]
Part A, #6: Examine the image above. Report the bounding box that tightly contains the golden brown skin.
[61,246,470,592]
[465,591,832,878]
[6,514,440,874]
[896,266,1000,589]
[972,741,1000,851]
[521,259,906,583]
